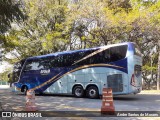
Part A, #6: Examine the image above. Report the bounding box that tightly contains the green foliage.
[0,68,11,81]
[0,0,25,34]
[2,0,70,62]
[1,0,160,89]
[143,65,157,72]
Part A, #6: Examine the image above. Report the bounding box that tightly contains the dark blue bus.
[12,42,142,98]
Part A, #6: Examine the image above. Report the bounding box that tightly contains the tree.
[140,1,160,89]
[0,0,25,34]
[0,0,25,64]
[68,0,160,89]
[0,69,11,81]
[158,46,160,90]
[2,0,70,62]
[1,0,160,90]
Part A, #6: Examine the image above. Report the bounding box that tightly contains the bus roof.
[27,42,133,60]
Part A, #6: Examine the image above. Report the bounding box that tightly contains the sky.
[0,61,12,73]
[0,49,17,73]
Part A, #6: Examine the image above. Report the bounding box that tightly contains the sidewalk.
[1,88,160,120]
[141,90,160,94]
[0,88,14,120]
[0,102,6,120]
[0,102,3,111]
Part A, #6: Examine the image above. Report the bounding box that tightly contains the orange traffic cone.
[25,90,37,111]
[101,88,115,115]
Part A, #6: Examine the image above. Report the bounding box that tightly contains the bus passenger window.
[24,60,44,71]
[103,45,127,62]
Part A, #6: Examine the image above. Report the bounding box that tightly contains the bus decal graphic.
[67,64,125,75]
[30,63,125,91]
[40,69,50,75]
[31,72,62,91]
[72,46,110,65]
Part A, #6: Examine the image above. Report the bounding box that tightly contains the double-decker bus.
[12,42,142,98]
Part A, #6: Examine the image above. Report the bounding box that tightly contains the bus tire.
[21,85,28,95]
[86,86,99,99]
[73,86,84,98]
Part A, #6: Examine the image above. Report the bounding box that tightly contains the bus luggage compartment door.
[107,74,123,93]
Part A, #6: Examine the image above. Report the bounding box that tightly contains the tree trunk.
[157,50,160,90]
[148,83,150,90]
[157,39,160,90]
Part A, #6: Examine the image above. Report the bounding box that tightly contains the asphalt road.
[0,88,160,120]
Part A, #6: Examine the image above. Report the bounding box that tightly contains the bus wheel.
[86,86,99,99]
[22,86,28,95]
[73,86,84,98]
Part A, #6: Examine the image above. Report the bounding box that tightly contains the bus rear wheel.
[86,86,99,99]
[73,86,84,98]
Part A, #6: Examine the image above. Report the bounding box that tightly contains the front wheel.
[22,86,28,95]
[86,86,99,99]
[73,86,84,98]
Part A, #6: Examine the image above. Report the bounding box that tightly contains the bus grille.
[107,74,123,92]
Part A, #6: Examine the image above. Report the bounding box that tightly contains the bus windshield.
[12,59,25,82]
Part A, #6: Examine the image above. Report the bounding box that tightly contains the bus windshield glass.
[12,59,25,82]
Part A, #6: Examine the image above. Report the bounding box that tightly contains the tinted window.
[75,45,127,65]
[13,59,26,82]
[74,49,97,66]
[49,50,97,67]
[24,58,51,71]
[106,45,128,62]
[23,45,127,69]
[50,54,75,67]
[50,55,65,67]
[13,59,25,72]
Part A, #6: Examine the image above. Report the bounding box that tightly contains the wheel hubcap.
[75,88,82,96]
[89,89,96,97]
[24,87,27,92]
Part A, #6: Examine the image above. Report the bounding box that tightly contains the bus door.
[21,59,51,90]
[20,68,39,89]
